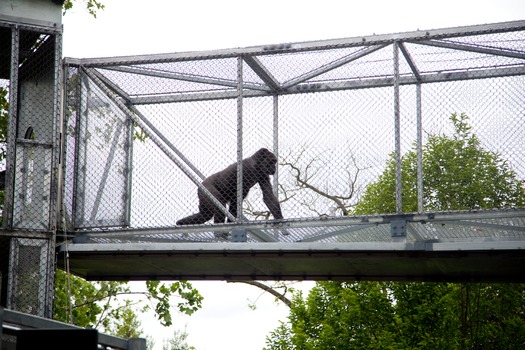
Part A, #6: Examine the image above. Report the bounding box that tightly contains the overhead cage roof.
[63,20,525,104]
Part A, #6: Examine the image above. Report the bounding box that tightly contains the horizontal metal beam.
[129,89,261,104]
[61,208,525,237]
[0,14,63,33]
[101,65,270,92]
[63,20,525,67]
[1,308,142,350]
[128,64,525,104]
[57,240,525,282]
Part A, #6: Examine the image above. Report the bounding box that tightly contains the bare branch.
[72,291,147,309]
[228,281,292,308]
[279,148,367,216]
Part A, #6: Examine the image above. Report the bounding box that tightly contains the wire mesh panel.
[278,87,394,217]
[12,141,53,230]
[62,21,525,244]
[0,17,62,318]
[5,28,61,231]
[7,237,53,317]
[72,70,133,229]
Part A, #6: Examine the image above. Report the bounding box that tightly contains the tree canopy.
[265,113,525,350]
[53,270,203,338]
[355,113,525,214]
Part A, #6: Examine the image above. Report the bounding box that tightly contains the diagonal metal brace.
[82,67,235,223]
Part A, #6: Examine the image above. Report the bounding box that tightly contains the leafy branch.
[63,0,105,17]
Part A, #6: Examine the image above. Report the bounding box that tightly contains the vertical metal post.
[3,27,20,229]
[124,111,134,227]
[272,95,279,197]
[50,33,62,232]
[57,64,69,232]
[393,41,402,214]
[416,83,423,213]
[43,32,63,318]
[73,70,88,227]
[236,56,244,222]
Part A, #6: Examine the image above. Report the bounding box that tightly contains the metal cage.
[61,21,525,245]
[0,12,62,318]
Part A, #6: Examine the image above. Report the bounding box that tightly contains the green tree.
[388,282,461,349]
[266,114,525,350]
[162,327,196,350]
[355,113,525,214]
[54,270,203,334]
[110,308,143,339]
[265,321,295,350]
[288,282,398,350]
[63,0,105,17]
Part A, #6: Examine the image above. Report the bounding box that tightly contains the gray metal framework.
[57,21,525,281]
[0,14,62,319]
[14,19,524,281]
[62,22,525,223]
[62,209,525,282]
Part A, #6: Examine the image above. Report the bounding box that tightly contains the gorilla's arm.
[259,176,283,220]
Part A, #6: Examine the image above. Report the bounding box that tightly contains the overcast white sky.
[60,1,525,349]
[62,0,525,58]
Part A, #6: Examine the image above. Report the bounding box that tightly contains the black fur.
[177,148,283,225]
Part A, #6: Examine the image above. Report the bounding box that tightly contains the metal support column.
[416,83,423,213]
[3,27,19,229]
[272,95,279,198]
[236,56,244,222]
[393,41,402,214]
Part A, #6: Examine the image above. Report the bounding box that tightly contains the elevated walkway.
[57,209,525,282]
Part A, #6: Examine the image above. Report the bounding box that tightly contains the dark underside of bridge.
[56,210,525,282]
[57,240,525,283]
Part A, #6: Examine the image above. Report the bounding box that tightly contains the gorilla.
[177,148,283,225]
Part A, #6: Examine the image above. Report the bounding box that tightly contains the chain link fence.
[1,18,525,320]
[63,22,525,240]
[0,18,61,319]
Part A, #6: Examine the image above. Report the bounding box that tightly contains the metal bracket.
[231,228,247,242]
[390,219,407,238]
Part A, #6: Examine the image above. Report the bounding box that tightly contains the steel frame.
[63,20,525,106]
[57,20,525,282]
[62,20,525,238]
